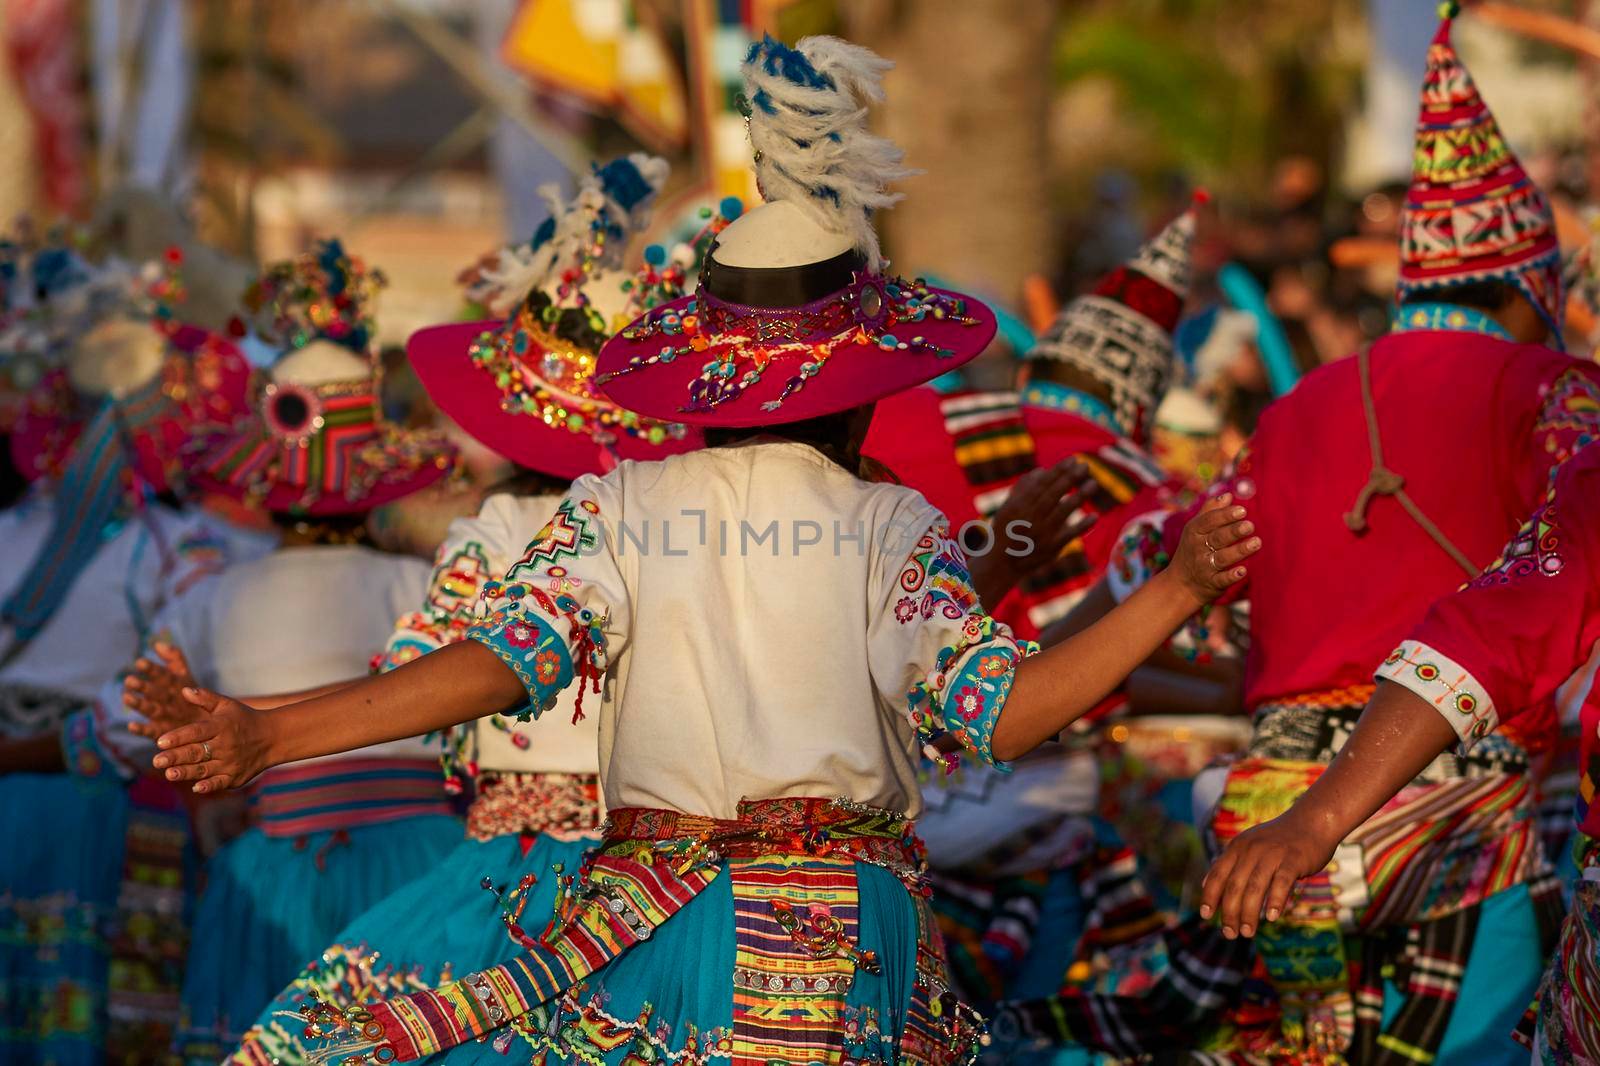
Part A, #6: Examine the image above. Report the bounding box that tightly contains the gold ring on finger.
[1208,551,1219,570]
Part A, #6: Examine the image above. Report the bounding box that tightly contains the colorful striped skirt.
[259,797,986,1065]
[1205,755,1562,1064]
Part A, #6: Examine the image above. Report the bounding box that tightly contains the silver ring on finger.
[202,741,213,761]
[1204,533,1218,552]
[1208,551,1219,571]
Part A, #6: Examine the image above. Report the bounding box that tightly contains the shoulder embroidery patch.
[509,498,601,579]
[895,524,979,624]
[1474,481,1563,587]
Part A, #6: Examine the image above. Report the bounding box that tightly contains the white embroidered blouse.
[379,492,599,778]
[467,439,1029,820]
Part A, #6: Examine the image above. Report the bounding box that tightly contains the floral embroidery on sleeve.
[377,541,492,673]
[908,614,1029,773]
[895,525,981,624]
[1471,480,1564,587]
[893,522,1033,773]
[468,498,613,722]
[1532,369,1600,487]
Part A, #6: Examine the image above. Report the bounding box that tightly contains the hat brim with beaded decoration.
[408,155,708,476]
[1396,1,1565,343]
[595,37,997,428]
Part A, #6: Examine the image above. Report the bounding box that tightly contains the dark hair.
[1022,358,1115,408]
[703,408,864,473]
[0,436,24,510]
[1399,280,1519,313]
[524,290,608,354]
[269,510,372,545]
[484,464,572,499]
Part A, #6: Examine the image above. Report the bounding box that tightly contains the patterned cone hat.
[1023,194,1200,443]
[190,244,457,516]
[407,154,706,479]
[1396,3,1563,342]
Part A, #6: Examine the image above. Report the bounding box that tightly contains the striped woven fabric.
[941,390,1036,516]
[1210,756,1551,1060]
[939,389,1166,635]
[197,387,386,507]
[248,758,452,838]
[729,856,860,1064]
[311,798,932,1063]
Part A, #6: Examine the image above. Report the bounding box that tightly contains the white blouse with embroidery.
[0,492,268,703]
[379,492,599,778]
[75,544,433,778]
[467,440,1030,821]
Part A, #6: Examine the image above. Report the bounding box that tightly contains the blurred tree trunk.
[1585,0,1600,198]
[842,0,1058,373]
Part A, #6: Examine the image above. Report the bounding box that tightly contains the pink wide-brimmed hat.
[190,241,455,516]
[407,155,710,479]
[595,36,996,428]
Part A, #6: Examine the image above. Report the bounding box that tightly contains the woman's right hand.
[150,688,273,793]
[123,641,201,739]
[1170,494,1258,604]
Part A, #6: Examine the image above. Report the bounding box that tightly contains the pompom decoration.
[242,238,387,356]
[741,35,916,271]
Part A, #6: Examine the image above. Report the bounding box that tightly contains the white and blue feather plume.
[742,35,914,272]
[471,152,669,316]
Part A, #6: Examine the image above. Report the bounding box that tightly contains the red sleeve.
[1518,364,1600,506]
[1151,438,1258,604]
[1377,449,1600,749]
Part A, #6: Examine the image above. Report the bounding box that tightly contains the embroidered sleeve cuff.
[60,706,135,781]
[909,615,1033,773]
[466,608,574,720]
[1376,640,1498,751]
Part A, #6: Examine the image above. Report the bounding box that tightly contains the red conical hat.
[1396,3,1563,341]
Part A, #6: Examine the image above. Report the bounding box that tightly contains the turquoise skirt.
[231,828,598,1063]
[445,860,939,1065]
[0,772,129,1066]
[175,814,460,1064]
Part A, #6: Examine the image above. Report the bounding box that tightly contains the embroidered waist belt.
[601,796,927,880]
[285,797,982,1066]
[466,771,601,841]
[249,758,452,838]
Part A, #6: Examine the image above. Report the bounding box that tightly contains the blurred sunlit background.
[1,0,1595,411]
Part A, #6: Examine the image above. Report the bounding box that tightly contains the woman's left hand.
[150,688,273,793]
